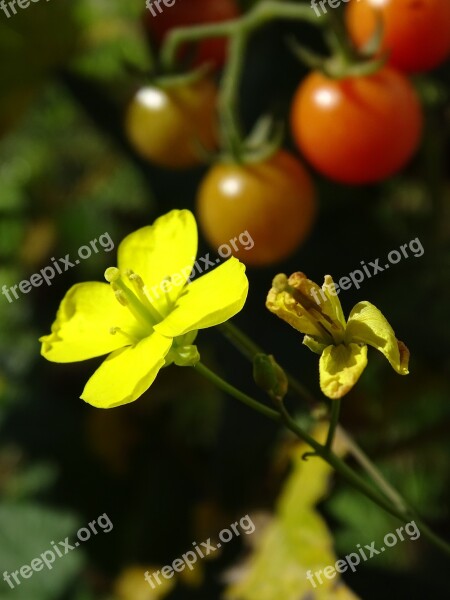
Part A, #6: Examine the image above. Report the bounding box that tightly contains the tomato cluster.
[124,0,449,266]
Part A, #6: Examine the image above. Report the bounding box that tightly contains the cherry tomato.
[346,0,450,73]
[125,78,218,169]
[143,0,240,69]
[196,151,316,266]
[290,68,423,185]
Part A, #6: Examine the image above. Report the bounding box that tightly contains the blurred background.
[1,0,449,598]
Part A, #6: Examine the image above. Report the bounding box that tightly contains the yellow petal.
[266,274,331,341]
[81,333,172,408]
[40,283,144,363]
[345,301,409,375]
[319,343,368,400]
[303,335,328,355]
[154,258,248,338]
[118,209,197,312]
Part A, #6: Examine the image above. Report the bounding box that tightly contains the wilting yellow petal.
[81,333,172,408]
[118,210,197,313]
[155,258,248,338]
[345,302,409,375]
[40,283,145,363]
[319,343,368,400]
[303,335,328,355]
[266,274,332,341]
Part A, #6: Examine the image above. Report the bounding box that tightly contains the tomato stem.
[160,1,325,159]
[160,1,323,71]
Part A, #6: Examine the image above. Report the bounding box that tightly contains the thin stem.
[217,322,316,406]
[277,402,412,523]
[195,361,450,556]
[325,399,341,451]
[195,362,280,422]
[160,1,325,151]
[161,0,323,71]
[218,321,414,511]
[336,425,410,514]
[219,31,248,156]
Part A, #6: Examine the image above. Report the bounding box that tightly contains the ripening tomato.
[346,0,450,73]
[125,78,218,169]
[143,0,240,69]
[290,68,423,184]
[196,151,316,266]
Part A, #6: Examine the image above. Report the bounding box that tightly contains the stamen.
[104,267,156,331]
[105,267,120,283]
[127,271,164,323]
[162,276,174,312]
[114,290,129,306]
[109,327,139,345]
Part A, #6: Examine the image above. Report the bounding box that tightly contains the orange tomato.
[290,68,423,184]
[196,151,316,266]
[346,0,450,73]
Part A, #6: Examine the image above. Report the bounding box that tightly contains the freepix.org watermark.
[307,520,420,588]
[310,237,424,305]
[144,514,255,589]
[1,232,114,304]
[3,513,113,590]
[146,0,176,18]
[0,0,51,19]
[311,0,360,18]
[146,230,254,306]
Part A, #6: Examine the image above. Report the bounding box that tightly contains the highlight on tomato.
[143,0,241,69]
[290,67,423,185]
[196,151,317,267]
[346,0,450,73]
[124,76,218,169]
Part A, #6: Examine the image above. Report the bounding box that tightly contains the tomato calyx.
[289,11,388,79]
[210,113,284,166]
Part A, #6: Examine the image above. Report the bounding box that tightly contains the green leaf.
[0,503,83,600]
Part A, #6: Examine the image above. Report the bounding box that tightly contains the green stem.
[218,321,415,513]
[160,1,323,71]
[336,426,410,514]
[276,402,413,523]
[160,1,325,154]
[195,361,450,556]
[219,31,248,157]
[217,322,316,406]
[325,399,341,451]
[195,362,280,422]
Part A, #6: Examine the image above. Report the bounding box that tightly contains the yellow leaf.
[225,429,360,600]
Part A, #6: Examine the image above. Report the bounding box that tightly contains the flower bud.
[253,353,288,401]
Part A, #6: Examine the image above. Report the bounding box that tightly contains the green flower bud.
[253,353,288,401]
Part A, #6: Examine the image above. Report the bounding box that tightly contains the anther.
[114,290,129,306]
[105,267,120,283]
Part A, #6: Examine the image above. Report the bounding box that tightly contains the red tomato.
[143,0,240,68]
[196,151,316,266]
[346,0,450,73]
[290,68,423,184]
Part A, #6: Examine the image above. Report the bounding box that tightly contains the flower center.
[105,267,167,333]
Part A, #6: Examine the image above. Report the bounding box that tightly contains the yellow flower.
[266,272,409,400]
[40,210,248,408]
